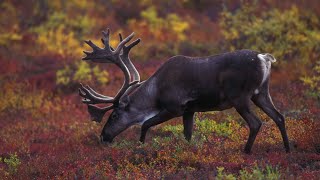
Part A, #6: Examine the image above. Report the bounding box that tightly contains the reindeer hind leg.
[252,92,290,153]
[233,97,262,154]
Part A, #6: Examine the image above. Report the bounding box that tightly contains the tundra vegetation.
[0,0,320,179]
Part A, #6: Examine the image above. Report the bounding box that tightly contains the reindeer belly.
[185,90,233,112]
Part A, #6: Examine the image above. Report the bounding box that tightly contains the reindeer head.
[79,29,142,143]
[100,98,136,143]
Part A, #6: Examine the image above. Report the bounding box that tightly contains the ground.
[0,62,319,179]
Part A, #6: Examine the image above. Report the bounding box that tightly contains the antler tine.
[83,51,91,56]
[79,83,114,104]
[126,39,141,51]
[119,33,141,51]
[101,38,115,51]
[119,33,123,41]
[85,85,111,99]
[119,33,141,53]
[84,40,101,51]
[101,28,111,51]
[118,33,141,83]
[82,28,115,61]
[114,32,135,54]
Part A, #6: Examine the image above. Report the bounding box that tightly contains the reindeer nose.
[100,135,109,145]
[100,134,113,145]
[100,135,104,143]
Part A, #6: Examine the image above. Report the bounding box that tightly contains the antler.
[79,29,139,122]
[87,104,114,123]
[118,33,141,84]
[79,83,113,104]
[83,28,134,62]
[80,29,134,102]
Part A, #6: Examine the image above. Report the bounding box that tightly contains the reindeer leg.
[183,111,195,141]
[140,110,176,143]
[252,92,290,153]
[234,98,262,154]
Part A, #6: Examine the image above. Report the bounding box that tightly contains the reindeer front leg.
[183,111,195,142]
[140,110,176,143]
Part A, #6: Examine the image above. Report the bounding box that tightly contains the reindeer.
[79,29,290,153]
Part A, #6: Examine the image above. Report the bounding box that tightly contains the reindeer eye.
[112,113,119,120]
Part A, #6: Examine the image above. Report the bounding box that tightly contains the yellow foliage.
[0,81,49,118]
[0,32,22,46]
[73,61,92,82]
[56,62,110,85]
[301,62,320,96]
[56,65,72,85]
[93,66,109,84]
[47,0,94,13]
[131,6,190,42]
[37,25,83,57]
[220,5,320,66]
[68,0,90,9]
[0,2,22,46]
[167,14,190,40]
[127,6,190,58]
[31,8,94,57]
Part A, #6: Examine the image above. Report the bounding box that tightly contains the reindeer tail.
[257,53,277,63]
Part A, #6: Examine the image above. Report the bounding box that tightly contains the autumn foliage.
[0,0,320,179]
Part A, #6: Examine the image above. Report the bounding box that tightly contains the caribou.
[78,29,290,153]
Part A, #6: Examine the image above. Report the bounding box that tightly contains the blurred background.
[0,0,320,178]
[1,0,319,93]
